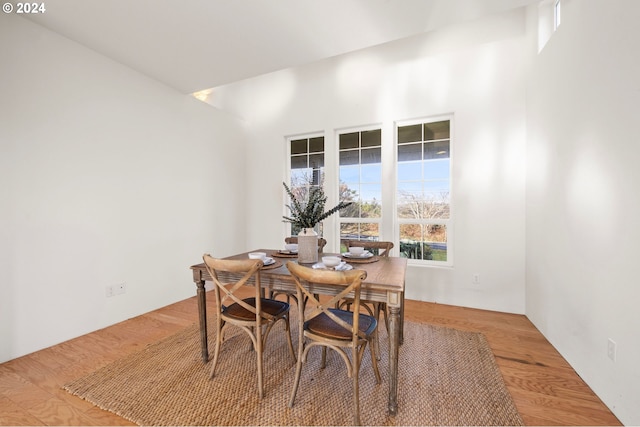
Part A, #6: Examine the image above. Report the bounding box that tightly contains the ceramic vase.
[297,227,319,264]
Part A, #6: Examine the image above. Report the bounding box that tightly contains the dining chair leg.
[369,340,382,384]
[373,315,381,361]
[256,326,264,399]
[210,325,223,378]
[284,316,296,361]
[288,350,304,407]
[352,348,361,426]
[320,346,327,369]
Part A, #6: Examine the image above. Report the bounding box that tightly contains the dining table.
[190,249,407,416]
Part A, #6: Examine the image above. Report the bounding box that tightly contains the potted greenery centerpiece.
[282,181,352,263]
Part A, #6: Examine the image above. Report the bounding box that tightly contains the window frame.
[336,124,384,251]
[554,0,561,31]
[284,115,453,267]
[394,115,453,267]
[285,132,325,237]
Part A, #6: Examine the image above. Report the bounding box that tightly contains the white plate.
[341,251,373,259]
[312,262,353,271]
[263,257,275,266]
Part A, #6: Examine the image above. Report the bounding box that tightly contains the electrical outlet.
[607,338,617,361]
[115,282,126,295]
[472,274,480,284]
[106,283,126,297]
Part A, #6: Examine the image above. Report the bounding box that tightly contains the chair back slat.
[286,262,368,339]
[202,254,265,322]
[343,240,394,257]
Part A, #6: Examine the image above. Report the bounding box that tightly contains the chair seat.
[224,297,290,321]
[305,308,377,340]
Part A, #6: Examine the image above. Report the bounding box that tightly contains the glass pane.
[340,181,359,218]
[426,224,448,261]
[340,183,360,214]
[290,168,310,186]
[309,170,322,186]
[361,163,381,182]
[423,159,449,180]
[358,223,379,240]
[340,222,380,241]
[397,182,422,218]
[398,161,422,182]
[424,140,450,159]
[340,201,360,218]
[424,181,450,199]
[339,165,359,183]
[399,224,424,259]
[423,121,450,141]
[340,222,360,240]
[398,143,422,162]
[339,150,359,166]
[397,181,423,197]
[309,136,324,153]
[397,201,422,219]
[360,184,381,218]
[423,195,450,219]
[339,132,359,149]
[290,155,307,170]
[361,129,381,147]
[361,147,381,165]
[360,183,381,202]
[291,139,307,155]
[309,153,324,169]
[398,224,447,261]
[398,124,422,144]
[360,202,381,218]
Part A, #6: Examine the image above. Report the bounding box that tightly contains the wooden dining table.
[190,249,407,416]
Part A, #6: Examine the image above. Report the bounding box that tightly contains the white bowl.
[248,252,266,260]
[284,243,298,252]
[348,246,365,256]
[322,256,342,268]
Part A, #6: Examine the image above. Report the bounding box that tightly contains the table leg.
[196,279,208,362]
[388,304,400,416]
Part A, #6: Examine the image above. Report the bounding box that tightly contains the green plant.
[282,181,352,229]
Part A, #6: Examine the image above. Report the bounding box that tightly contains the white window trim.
[283,115,454,268]
[334,124,386,249]
[284,131,325,238]
[394,114,454,267]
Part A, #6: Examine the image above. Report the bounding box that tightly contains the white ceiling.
[25,0,538,94]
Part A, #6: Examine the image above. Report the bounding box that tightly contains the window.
[554,0,561,30]
[338,128,382,251]
[396,118,451,264]
[285,116,452,265]
[538,0,561,52]
[288,134,324,235]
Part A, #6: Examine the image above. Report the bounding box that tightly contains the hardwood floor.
[0,292,621,426]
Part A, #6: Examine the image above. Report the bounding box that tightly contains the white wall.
[211,9,528,314]
[0,15,247,363]
[525,1,640,424]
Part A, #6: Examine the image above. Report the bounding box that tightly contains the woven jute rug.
[64,314,523,426]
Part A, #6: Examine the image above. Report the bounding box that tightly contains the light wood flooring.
[0,291,622,426]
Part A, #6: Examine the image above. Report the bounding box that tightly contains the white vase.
[297,227,319,264]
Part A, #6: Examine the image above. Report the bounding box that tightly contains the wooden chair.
[273,236,328,304]
[339,240,394,358]
[202,254,296,399]
[343,239,393,257]
[285,236,327,253]
[286,261,381,426]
